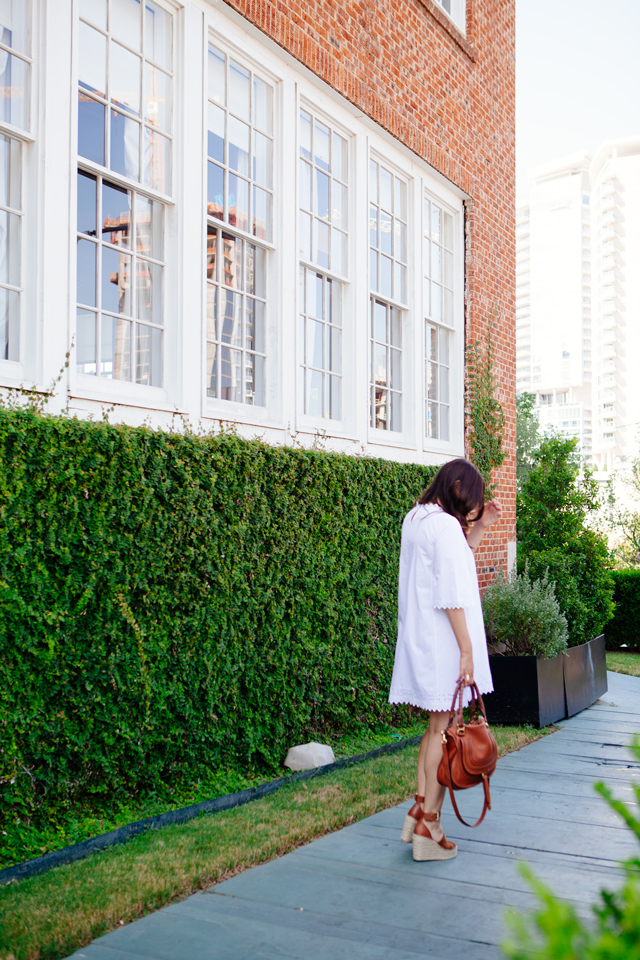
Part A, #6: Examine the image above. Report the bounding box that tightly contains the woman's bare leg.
[422,710,449,841]
[415,726,429,798]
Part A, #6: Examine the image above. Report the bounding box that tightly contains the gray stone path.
[70,672,639,960]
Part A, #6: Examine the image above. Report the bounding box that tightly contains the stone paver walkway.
[70,671,639,960]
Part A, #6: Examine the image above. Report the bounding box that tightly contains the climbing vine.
[465,319,507,495]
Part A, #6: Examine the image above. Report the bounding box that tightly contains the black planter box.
[484,652,566,728]
[484,633,608,728]
[564,634,607,717]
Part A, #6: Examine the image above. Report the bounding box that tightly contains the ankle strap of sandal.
[422,811,440,821]
[415,794,425,803]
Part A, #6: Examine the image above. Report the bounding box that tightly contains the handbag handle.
[440,737,492,828]
[442,678,493,828]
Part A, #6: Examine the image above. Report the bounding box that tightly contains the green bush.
[0,407,437,856]
[517,436,615,646]
[604,570,640,650]
[482,566,568,658]
[502,736,640,959]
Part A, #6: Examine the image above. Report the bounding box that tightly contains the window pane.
[395,220,406,262]
[78,94,105,165]
[220,289,241,346]
[431,282,441,322]
[428,361,438,400]
[443,249,453,287]
[390,308,402,347]
[228,174,248,232]
[308,368,323,417]
[110,109,139,181]
[370,248,377,292]
[111,41,141,115]
[329,277,341,326]
[246,352,265,406]
[0,135,19,210]
[143,127,170,193]
[77,238,96,306]
[390,348,401,390]
[389,390,402,432]
[332,181,345,228]
[102,246,132,315]
[229,60,250,121]
[207,162,224,220]
[208,46,225,105]
[253,77,272,134]
[300,110,311,160]
[79,22,106,97]
[374,387,387,430]
[81,0,107,29]
[299,159,311,210]
[253,131,272,187]
[315,219,329,269]
[246,243,265,298]
[380,167,392,211]
[380,210,392,255]
[380,255,392,298]
[222,234,242,288]
[374,300,386,342]
[246,297,265,353]
[369,159,378,203]
[427,400,437,438]
[440,404,450,441]
[443,211,453,250]
[330,375,341,420]
[299,211,311,261]
[228,116,250,176]
[136,260,162,324]
[308,271,322,319]
[0,287,19,361]
[136,195,162,259]
[253,186,271,241]
[330,326,341,374]
[136,323,162,386]
[431,204,441,242]
[395,179,406,220]
[310,318,323,368]
[332,229,346,275]
[111,0,141,51]
[101,315,131,380]
[431,243,441,281]
[314,120,330,171]
[206,283,217,338]
[439,326,449,364]
[443,287,453,325]
[315,170,329,220]
[440,364,450,403]
[77,171,97,236]
[76,308,97,374]
[374,342,387,386]
[144,64,171,131]
[207,103,225,163]
[394,262,406,303]
[220,346,242,402]
[102,181,131,247]
[332,133,347,182]
[206,341,217,397]
[144,0,171,70]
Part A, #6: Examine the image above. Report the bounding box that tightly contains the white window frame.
[434,0,467,35]
[0,0,36,384]
[202,27,281,425]
[70,0,179,409]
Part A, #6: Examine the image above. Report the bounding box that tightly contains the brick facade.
[223,0,517,585]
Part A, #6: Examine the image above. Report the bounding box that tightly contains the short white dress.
[388,503,494,712]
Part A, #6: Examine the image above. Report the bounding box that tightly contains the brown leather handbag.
[437,678,498,827]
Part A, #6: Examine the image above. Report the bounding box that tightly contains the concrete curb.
[0,735,422,886]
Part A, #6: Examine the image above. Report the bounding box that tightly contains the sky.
[516,0,640,198]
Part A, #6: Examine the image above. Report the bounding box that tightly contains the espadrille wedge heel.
[412,811,457,861]
[401,794,425,843]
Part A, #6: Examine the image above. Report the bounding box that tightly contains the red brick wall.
[221,0,516,585]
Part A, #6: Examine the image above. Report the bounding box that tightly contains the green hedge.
[0,408,437,836]
[604,570,640,650]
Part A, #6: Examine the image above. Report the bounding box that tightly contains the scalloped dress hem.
[389,685,494,712]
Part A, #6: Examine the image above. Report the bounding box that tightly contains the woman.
[388,458,501,861]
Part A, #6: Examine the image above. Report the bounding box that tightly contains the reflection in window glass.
[298,109,347,274]
[0,134,21,361]
[206,227,266,406]
[298,267,341,420]
[424,195,454,440]
[78,0,173,194]
[0,0,30,130]
[76,170,164,385]
[370,298,402,432]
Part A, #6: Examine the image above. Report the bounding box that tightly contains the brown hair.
[418,459,485,532]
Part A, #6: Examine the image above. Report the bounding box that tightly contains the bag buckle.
[457,725,465,736]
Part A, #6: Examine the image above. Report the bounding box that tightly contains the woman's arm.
[466,499,502,554]
[445,607,474,685]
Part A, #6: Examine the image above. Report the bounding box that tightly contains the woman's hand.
[458,652,474,687]
[479,499,502,529]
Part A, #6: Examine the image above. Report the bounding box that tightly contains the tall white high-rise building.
[591,137,640,475]
[516,154,593,459]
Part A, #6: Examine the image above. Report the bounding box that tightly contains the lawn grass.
[606,651,640,678]
[0,723,550,960]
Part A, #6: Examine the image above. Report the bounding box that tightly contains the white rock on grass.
[284,742,335,771]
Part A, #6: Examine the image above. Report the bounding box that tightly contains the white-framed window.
[0,0,30,364]
[76,170,164,385]
[78,0,173,195]
[424,194,454,441]
[206,43,273,406]
[298,107,348,421]
[76,0,174,387]
[434,0,466,34]
[369,159,407,432]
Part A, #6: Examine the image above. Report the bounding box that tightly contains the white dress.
[388,503,494,712]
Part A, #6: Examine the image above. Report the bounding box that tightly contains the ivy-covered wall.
[0,408,437,831]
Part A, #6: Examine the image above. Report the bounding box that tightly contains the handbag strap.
[441,735,492,828]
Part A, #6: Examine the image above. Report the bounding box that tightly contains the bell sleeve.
[431,522,478,610]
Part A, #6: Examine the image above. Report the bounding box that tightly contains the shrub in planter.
[482,567,568,659]
[517,436,615,646]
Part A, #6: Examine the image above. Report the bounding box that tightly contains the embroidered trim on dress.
[389,685,494,712]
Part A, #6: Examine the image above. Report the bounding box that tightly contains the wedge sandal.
[412,811,457,861]
[401,794,425,843]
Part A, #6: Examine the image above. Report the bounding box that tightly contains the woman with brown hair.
[388,458,501,861]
